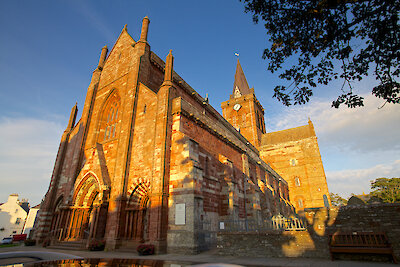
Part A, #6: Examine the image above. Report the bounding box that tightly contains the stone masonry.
[34,17,294,254]
[218,204,400,261]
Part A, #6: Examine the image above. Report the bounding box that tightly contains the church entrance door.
[123,183,150,241]
[64,175,102,241]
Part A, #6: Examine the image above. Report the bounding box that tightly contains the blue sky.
[0,0,399,205]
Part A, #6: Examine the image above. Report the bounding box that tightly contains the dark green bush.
[88,239,105,251]
[24,239,36,246]
[137,244,154,255]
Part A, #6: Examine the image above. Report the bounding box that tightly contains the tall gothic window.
[99,92,121,142]
[104,101,119,140]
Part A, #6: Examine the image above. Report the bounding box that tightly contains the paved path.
[0,244,397,266]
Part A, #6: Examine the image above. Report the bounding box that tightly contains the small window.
[295,177,301,187]
[323,194,330,208]
[15,218,21,225]
[298,199,303,208]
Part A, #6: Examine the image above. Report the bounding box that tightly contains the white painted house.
[23,204,40,238]
[0,194,28,240]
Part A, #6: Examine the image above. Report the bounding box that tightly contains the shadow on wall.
[167,133,294,253]
[0,212,13,240]
[217,201,400,263]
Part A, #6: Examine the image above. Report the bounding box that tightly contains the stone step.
[115,240,142,253]
[47,245,86,251]
[116,247,139,253]
[48,240,86,250]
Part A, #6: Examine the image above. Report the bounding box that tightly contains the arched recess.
[65,174,103,241]
[123,180,151,241]
[49,196,64,237]
[97,89,121,142]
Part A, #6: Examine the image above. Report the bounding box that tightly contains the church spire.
[232,59,251,98]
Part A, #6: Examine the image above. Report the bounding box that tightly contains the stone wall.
[218,204,400,261]
[259,120,331,211]
[217,231,329,258]
[324,203,400,260]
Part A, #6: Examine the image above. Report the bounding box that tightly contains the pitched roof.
[232,59,251,97]
[19,202,30,213]
[261,120,316,146]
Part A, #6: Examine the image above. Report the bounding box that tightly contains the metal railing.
[219,215,306,232]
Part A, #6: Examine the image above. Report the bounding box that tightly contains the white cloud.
[268,94,400,153]
[267,94,400,196]
[0,117,64,205]
[326,159,400,198]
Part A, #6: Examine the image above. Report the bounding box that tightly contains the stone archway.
[123,182,150,241]
[65,175,102,241]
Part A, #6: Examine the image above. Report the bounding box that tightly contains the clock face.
[233,104,241,111]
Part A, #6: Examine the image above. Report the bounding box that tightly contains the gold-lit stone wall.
[260,121,331,210]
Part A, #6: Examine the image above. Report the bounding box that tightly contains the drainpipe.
[243,173,248,231]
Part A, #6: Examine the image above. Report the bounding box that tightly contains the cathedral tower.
[221,60,266,148]
[259,119,331,211]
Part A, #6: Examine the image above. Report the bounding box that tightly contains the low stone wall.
[217,230,329,258]
[324,203,400,260]
[217,203,400,260]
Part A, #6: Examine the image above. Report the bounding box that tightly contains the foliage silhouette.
[329,192,348,206]
[370,177,400,203]
[240,0,400,108]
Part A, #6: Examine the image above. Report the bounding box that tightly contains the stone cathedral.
[35,17,330,253]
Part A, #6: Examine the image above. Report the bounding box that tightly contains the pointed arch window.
[104,101,119,140]
[99,92,121,142]
[298,198,304,208]
[295,177,301,187]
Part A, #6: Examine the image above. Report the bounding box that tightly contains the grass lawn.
[0,243,20,248]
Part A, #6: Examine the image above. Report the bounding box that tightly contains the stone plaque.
[175,203,185,225]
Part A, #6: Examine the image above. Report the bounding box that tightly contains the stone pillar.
[147,50,175,253]
[35,102,78,242]
[104,197,125,249]
[97,46,108,70]
[139,16,150,42]
[167,137,207,254]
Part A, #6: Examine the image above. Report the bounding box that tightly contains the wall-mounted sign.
[175,203,186,225]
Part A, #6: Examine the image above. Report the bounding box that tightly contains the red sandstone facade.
[259,122,331,211]
[222,61,331,211]
[35,17,294,253]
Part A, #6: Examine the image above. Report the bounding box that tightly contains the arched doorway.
[123,183,150,241]
[65,175,101,241]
